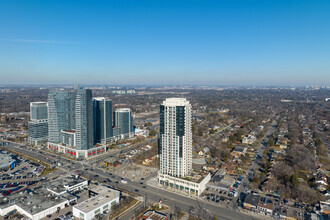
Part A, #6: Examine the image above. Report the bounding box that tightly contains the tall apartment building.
[48,88,106,159]
[159,98,192,177]
[28,102,49,145]
[113,108,133,138]
[75,89,94,150]
[93,97,113,144]
[48,90,76,143]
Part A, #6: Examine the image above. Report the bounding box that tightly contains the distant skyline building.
[93,97,113,144]
[75,89,94,150]
[113,108,134,138]
[28,102,49,145]
[48,90,76,144]
[159,98,192,177]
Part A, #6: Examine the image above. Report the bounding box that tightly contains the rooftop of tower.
[115,108,131,112]
[162,98,190,106]
[30,102,48,105]
[93,97,111,101]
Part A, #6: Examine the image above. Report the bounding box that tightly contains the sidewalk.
[237,207,273,220]
[146,176,199,200]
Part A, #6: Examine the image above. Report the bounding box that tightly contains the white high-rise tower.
[159,98,192,177]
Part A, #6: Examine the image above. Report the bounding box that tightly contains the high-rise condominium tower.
[159,98,192,177]
[30,102,48,120]
[75,89,94,150]
[93,97,113,144]
[28,102,49,145]
[113,108,133,138]
[48,90,76,143]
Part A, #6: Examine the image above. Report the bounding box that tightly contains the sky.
[0,0,329,86]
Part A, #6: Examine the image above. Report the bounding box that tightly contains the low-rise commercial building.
[46,175,88,195]
[243,194,260,211]
[48,142,106,159]
[0,153,16,170]
[73,185,120,220]
[0,186,76,220]
[257,197,274,215]
[158,171,211,196]
[206,171,235,192]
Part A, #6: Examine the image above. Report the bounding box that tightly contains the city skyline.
[1,0,330,86]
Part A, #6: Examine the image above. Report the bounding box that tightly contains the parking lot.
[0,155,44,181]
[0,151,45,197]
[202,188,234,206]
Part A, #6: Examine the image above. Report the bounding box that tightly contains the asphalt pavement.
[1,140,265,219]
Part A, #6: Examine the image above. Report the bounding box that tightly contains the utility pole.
[176,205,178,220]
[144,194,146,208]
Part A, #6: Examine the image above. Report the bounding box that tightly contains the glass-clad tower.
[48,90,76,143]
[93,97,113,144]
[28,102,49,145]
[159,98,192,177]
[75,89,94,150]
[30,102,48,120]
[113,108,133,137]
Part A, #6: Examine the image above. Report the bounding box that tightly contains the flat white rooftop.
[115,108,131,112]
[73,185,120,213]
[47,175,87,194]
[162,98,190,106]
[0,186,72,215]
[30,102,48,105]
[93,97,111,101]
[0,153,15,168]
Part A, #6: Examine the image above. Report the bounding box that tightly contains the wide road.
[1,141,263,219]
[81,165,264,219]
